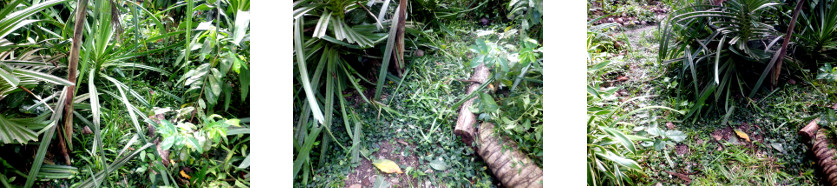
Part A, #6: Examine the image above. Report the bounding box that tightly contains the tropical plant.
[658,0,783,120]
[818,63,837,81]
[292,0,411,185]
[587,59,685,186]
[794,0,837,63]
[507,0,543,39]
[467,29,542,91]
[177,0,250,119]
[0,0,74,145]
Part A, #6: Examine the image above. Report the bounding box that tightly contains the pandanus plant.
[658,0,782,120]
[293,0,409,184]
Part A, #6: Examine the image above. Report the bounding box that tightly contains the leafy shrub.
[467,30,542,90]
[466,29,544,167]
[508,0,543,40]
[818,63,837,81]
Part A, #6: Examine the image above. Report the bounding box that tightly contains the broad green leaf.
[429,159,448,171]
[372,176,392,188]
[479,92,498,112]
[233,10,250,46]
[666,130,687,142]
[595,152,640,170]
[237,153,250,169]
[601,127,636,154]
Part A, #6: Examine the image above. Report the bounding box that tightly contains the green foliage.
[0,0,250,187]
[507,0,542,39]
[794,0,837,62]
[471,87,543,166]
[155,107,239,158]
[587,23,684,185]
[659,0,782,120]
[634,125,687,151]
[817,63,837,81]
[178,0,250,116]
[467,30,542,89]
[293,0,400,184]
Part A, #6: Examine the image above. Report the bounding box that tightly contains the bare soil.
[344,139,423,188]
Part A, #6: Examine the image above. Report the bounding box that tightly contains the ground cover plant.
[292,0,543,187]
[587,0,837,186]
[0,0,250,187]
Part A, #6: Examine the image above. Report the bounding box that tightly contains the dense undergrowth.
[588,0,837,186]
[0,0,250,187]
[293,0,543,187]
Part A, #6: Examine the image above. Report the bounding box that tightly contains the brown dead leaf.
[616,75,629,82]
[82,126,93,134]
[666,122,675,130]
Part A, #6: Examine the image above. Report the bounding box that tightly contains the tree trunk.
[454,64,489,145]
[476,123,544,187]
[60,0,90,165]
[454,64,543,187]
[799,118,837,185]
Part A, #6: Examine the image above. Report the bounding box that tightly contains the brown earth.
[344,139,424,188]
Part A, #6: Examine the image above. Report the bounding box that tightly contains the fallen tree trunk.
[454,64,489,145]
[476,123,544,187]
[454,64,543,187]
[799,118,837,185]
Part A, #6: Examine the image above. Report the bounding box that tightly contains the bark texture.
[58,0,90,165]
[454,64,543,187]
[799,118,837,185]
[476,123,544,187]
[454,64,489,145]
[393,0,407,76]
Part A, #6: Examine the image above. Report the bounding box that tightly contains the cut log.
[476,123,544,187]
[454,64,543,187]
[454,64,490,146]
[799,118,837,185]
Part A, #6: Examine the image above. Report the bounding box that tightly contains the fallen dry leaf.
[373,159,403,174]
[734,129,750,142]
[180,170,191,179]
[616,75,629,82]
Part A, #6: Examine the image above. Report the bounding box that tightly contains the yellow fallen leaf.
[734,129,750,142]
[372,159,403,174]
[180,170,191,179]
